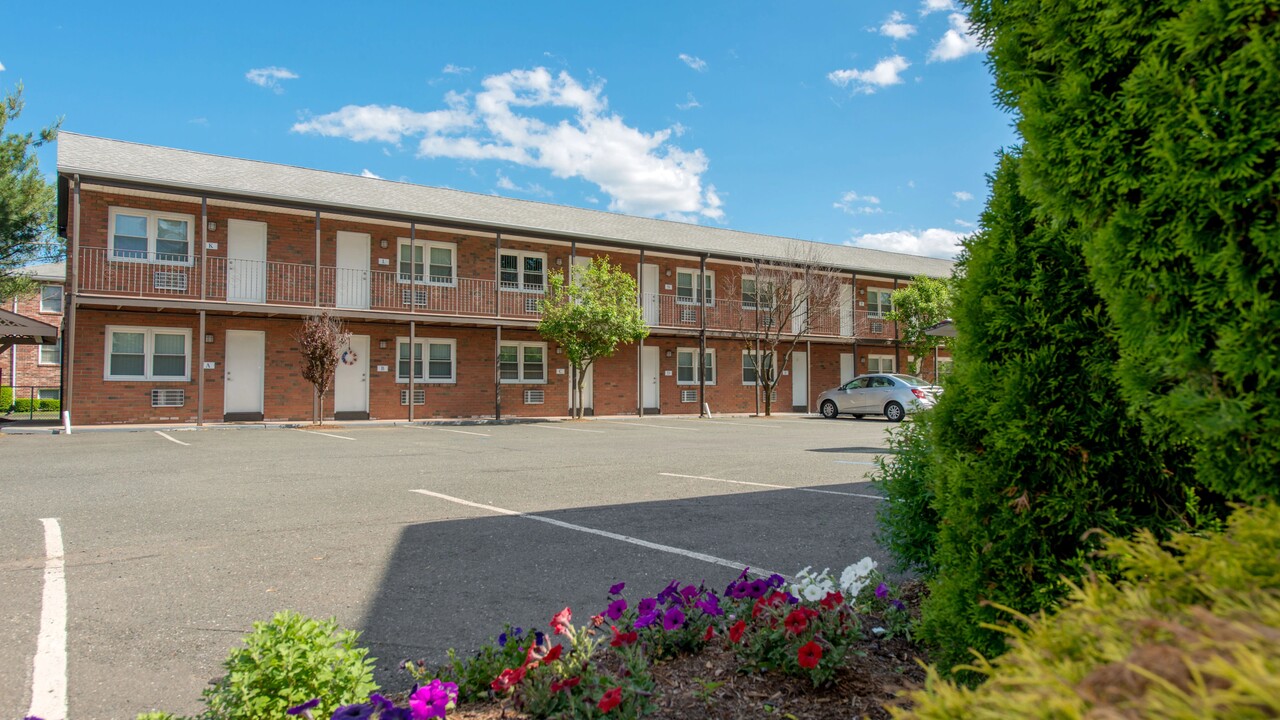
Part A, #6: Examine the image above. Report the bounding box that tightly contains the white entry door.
[840,352,856,384]
[335,334,369,418]
[640,263,659,325]
[225,330,265,417]
[839,285,854,336]
[335,231,370,310]
[792,351,808,411]
[227,219,267,303]
[641,345,660,410]
[569,362,594,414]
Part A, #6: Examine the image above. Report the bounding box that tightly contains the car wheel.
[820,400,839,419]
[884,401,905,422]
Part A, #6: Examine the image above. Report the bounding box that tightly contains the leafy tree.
[1,83,61,297]
[886,275,953,379]
[538,256,648,418]
[295,312,350,425]
[917,150,1201,676]
[966,0,1280,501]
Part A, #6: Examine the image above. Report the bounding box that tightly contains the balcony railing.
[75,246,897,339]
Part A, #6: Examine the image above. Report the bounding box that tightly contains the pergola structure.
[0,308,59,354]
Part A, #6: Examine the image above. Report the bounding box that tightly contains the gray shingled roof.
[19,262,66,282]
[58,133,955,279]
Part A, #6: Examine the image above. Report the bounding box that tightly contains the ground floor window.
[39,338,61,365]
[742,350,775,385]
[499,342,546,383]
[676,348,715,385]
[37,389,61,401]
[105,327,191,381]
[867,354,895,373]
[397,338,456,382]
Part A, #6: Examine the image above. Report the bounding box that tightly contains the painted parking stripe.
[525,423,606,434]
[689,419,787,429]
[659,472,886,501]
[29,518,67,720]
[597,420,698,431]
[296,429,356,441]
[408,426,491,437]
[410,489,783,579]
[834,460,877,466]
[154,430,190,446]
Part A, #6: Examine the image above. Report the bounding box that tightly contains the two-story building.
[56,133,952,425]
[1,261,66,406]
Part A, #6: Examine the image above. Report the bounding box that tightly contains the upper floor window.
[677,269,715,305]
[500,251,546,292]
[866,288,894,318]
[109,208,195,265]
[676,348,716,385]
[498,342,546,383]
[105,326,191,381]
[398,240,456,285]
[40,285,63,313]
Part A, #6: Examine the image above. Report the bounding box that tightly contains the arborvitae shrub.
[874,411,941,577]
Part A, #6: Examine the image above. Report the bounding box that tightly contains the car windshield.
[891,374,931,387]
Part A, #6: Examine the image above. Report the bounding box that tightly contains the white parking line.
[297,429,356,441]
[410,489,783,579]
[597,420,698,431]
[691,419,787,429]
[29,518,67,720]
[408,426,491,437]
[525,423,606,434]
[834,460,877,466]
[660,472,886,501]
[154,430,190,446]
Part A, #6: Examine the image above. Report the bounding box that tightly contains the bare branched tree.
[723,244,843,416]
[295,312,351,425]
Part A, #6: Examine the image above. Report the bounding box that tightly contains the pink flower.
[550,607,573,635]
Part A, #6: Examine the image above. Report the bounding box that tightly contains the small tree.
[538,256,649,418]
[1,83,62,297]
[296,312,351,424]
[725,246,842,416]
[886,274,953,379]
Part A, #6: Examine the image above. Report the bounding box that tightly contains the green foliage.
[1,83,61,283]
[0,386,12,411]
[200,610,377,720]
[920,150,1201,675]
[413,624,532,703]
[966,0,1280,501]
[11,397,60,413]
[538,256,648,417]
[874,412,941,576]
[886,275,953,379]
[896,503,1280,719]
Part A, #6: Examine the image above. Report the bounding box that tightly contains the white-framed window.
[498,342,546,383]
[866,288,894,318]
[40,285,63,313]
[677,269,715,305]
[867,354,896,373]
[396,338,456,383]
[500,251,547,292]
[742,350,776,385]
[38,338,61,366]
[676,348,716,385]
[37,389,61,401]
[108,207,195,265]
[105,326,191,381]
[936,357,953,379]
[398,239,457,285]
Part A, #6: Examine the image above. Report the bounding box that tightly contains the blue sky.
[5,1,1015,259]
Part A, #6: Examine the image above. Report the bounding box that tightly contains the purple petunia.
[609,581,626,596]
[287,699,321,716]
[744,579,769,598]
[679,584,701,604]
[767,574,787,589]
[409,679,459,719]
[695,592,724,617]
[663,607,686,631]
[891,599,906,612]
[330,703,376,720]
[637,597,658,616]
[635,610,660,629]
[875,582,890,599]
[656,579,682,605]
[604,598,628,620]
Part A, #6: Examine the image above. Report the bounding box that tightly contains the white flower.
[839,557,878,596]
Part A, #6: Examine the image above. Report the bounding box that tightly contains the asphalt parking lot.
[1,414,898,719]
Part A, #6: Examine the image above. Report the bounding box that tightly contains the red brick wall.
[1,284,64,394]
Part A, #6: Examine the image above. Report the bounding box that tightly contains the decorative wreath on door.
[340,349,359,366]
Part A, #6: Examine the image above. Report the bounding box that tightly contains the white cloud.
[245,66,298,93]
[827,56,910,94]
[296,68,721,221]
[189,117,209,126]
[953,190,974,201]
[442,64,472,75]
[495,171,552,197]
[679,54,708,72]
[676,92,701,110]
[360,169,381,179]
[929,13,982,62]
[920,0,954,15]
[845,228,968,259]
[879,12,917,40]
[834,191,883,215]
[0,61,6,71]
[955,218,976,228]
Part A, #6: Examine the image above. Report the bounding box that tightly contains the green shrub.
[896,503,1280,719]
[968,0,1280,502]
[200,611,377,720]
[919,150,1204,676]
[12,397,58,413]
[0,386,12,411]
[874,412,941,576]
[39,398,60,411]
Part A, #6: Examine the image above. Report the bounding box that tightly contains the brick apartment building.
[56,133,952,425]
[1,262,66,403]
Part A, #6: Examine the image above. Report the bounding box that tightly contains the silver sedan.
[816,373,941,422]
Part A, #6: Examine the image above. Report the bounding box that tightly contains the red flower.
[797,641,823,669]
[703,625,715,642]
[752,591,789,618]
[598,687,623,713]
[609,625,638,647]
[551,676,582,693]
[550,607,573,635]
[543,644,563,663]
[591,614,605,627]
[820,591,845,611]
[490,666,526,693]
[783,609,809,635]
[728,620,746,644]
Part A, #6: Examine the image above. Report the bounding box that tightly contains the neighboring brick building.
[56,133,952,425]
[1,262,66,404]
